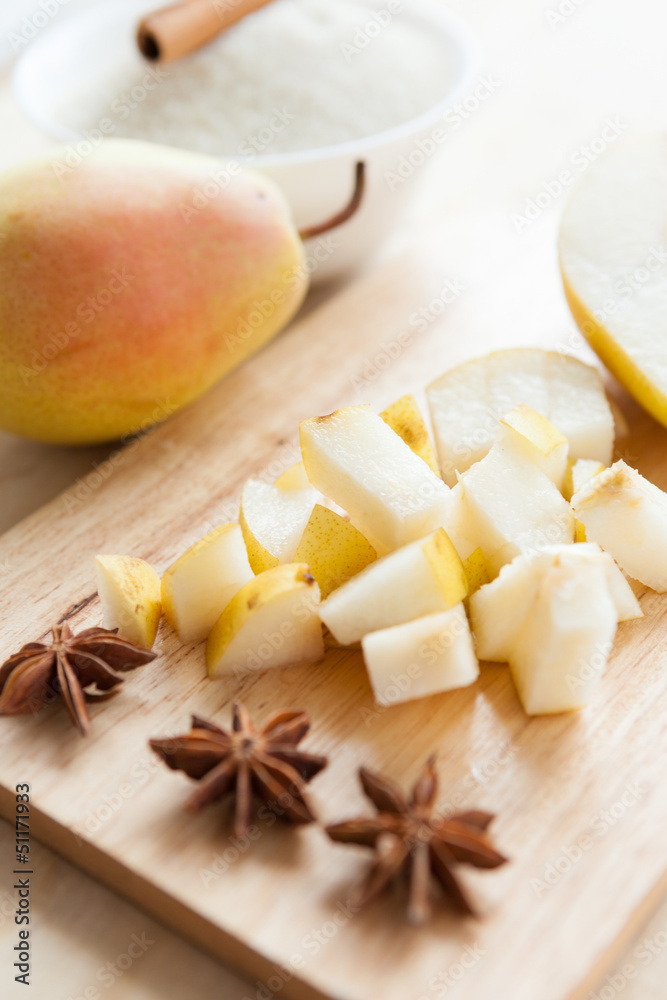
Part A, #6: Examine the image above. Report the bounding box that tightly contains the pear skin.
[0,139,307,444]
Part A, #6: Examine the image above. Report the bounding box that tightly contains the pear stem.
[298,162,366,241]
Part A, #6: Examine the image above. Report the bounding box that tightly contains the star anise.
[0,623,156,736]
[326,755,507,924]
[150,702,328,837]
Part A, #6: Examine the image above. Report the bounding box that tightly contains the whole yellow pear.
[0,139,308,443]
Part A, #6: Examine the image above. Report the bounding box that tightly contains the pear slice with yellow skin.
[427,349,614,486]
[498,404,569,490]
[380,394,440,477]
[161,523,253,643]
[274,462,311,490]
[563,458,605,502]
[300,405,451,554]
[462,547,490,595]
[95,554,161,649]
[294,504,376,600]
[206,564,323,678]
[572,460,667,591]
[318,528,468,647]
[239,478,319,574]
[560,132,667,427]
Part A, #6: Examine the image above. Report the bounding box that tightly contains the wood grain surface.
[2,1,667,998]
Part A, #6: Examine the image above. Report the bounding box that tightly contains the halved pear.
[95,554,161,649]
[559,132,667,427]
[274,461,311,490]
[572,460,667,591]
[427,349,614,485]
[239,478,319,574]
[318,528,468,646]
[294,504,376,600]
[362,604,479,707]
[379,394,441,476]
[206,564,323,678]
[459,443,575,576]
[299,405,451,554]
[509,559,618,715]
[498,404,569,490]
[161,523,253,643]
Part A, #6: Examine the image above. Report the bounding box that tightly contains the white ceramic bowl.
[13,0,480,282]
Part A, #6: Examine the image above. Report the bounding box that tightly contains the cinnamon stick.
[137,0,276,63]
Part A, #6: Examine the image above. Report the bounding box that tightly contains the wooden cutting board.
[1,219,667,1000]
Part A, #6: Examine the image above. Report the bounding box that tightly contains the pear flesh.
[161,523,253,643]
[427,349,614,485]
[207,564,323,678]
[362,605,479,707]
[318,528,467,646]
[560,132,667,427]
[300,405,451,554]
[572,460,667,591]
[95,554,161,649]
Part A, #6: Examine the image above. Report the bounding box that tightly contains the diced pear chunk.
[509,559,617,714]
[470,542,640,664]
[380,393,440,476]
[318,528,467,646]
[563,458,605,502]
[572,460,667,591]
[498,404,569,490]
[462,547,490,595]
[161,523,253,643]
[294,504,376,600]
[95,554,161,649]
[460,444,575,576]
[300,405,451,554]
[239,478,318,574]
[470,551,554,662]
[362,605,479,706]
[206,564,323,678]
